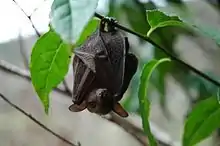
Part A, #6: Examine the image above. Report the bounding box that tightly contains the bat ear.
[69,101,87,112]
[113,102,128,117]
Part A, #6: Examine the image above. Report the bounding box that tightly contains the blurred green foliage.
[105,0,220,116]
[138,58,171,146]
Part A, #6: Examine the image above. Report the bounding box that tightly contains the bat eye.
[88,101,96,108]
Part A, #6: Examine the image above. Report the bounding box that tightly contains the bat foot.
[100,17,117,32]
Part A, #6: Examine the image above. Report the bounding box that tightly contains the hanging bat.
[69,17,138,117]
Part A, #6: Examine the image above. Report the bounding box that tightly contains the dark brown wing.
[74,30,116,92]
[74,28,126,95]
[74,49,96,72]
[74,48,115,92]
[77,30,105,61]
[93,54,115,92]
[115,53,138,101]
[99,30,126,94]
[72,55,95,105]
[73,29,113,74]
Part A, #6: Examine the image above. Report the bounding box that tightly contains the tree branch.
[0,59,177,146]
[0,60,71,97]
[0,93,79,146]
[12,0,41,37]
[94,12,220,88]
[106,113,180,146]
[107,113,148,146]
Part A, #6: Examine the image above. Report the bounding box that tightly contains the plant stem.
[94,12,220,88]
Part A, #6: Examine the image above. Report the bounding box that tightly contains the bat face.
[86,88,113,115]
[69,88,129,117]
[86,88,129,117]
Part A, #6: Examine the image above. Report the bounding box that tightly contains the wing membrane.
[72,56,95,105]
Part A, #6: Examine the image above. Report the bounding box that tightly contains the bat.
[69,17,138,117]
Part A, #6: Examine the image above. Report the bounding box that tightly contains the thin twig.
[107,113,148,146]
[106,113,173,146]
[94,12,220,88]
[12,0,41,37]
[0,93,78,146]
[0,59,174,146]
[18,29,29,69]
[0,60,71,97]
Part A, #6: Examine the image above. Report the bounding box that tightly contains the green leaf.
[138,58,171,146]
[75,18,99,46]
[50,0,99,44]
[157,4,220,46]
[183,96,220,146]
[146,10,186,37]
[30,30,71,113]
[122,0,149,35]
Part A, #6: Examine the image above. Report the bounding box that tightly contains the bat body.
[69,17,138,117]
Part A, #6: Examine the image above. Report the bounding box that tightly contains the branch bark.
[0,60,71,97]
[106,113,180,146]
[0,59,177,146]
[0,93,79,146]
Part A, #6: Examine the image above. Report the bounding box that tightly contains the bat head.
[87,88,113,115]
[87,88,128,117]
